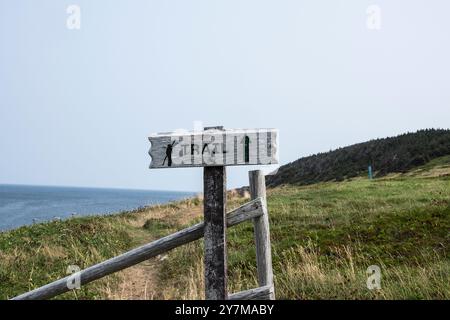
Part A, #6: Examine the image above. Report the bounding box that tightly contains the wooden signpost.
[11,126,277,301]
[149,126,278,300]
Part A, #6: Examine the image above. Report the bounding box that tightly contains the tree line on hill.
[266,129,450,187]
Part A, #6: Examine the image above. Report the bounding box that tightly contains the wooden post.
[203,166,227,300]
[203,126,227,300]
[249,170,275,299]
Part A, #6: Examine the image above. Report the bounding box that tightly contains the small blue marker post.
[368,165,373,180]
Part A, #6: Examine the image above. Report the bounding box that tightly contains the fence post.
[249,170,275,299]
[203,126,227,300]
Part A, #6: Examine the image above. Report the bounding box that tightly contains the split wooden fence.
[12,170,274,300]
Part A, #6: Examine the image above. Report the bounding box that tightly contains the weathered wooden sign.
[148,128,278,168]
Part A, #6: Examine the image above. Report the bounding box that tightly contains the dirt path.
[106,258,162,300]
[105,203,203,300]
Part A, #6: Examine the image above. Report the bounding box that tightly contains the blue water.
[0,184,195,231]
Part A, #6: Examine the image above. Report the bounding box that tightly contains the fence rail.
[12,197,265,300]
[229,285,274,300]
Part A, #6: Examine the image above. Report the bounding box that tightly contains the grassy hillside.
[0,158,449,300]
[158,167,450,299]
[267,129,450,187]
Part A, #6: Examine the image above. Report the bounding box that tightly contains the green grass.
[157,175,450,299]
[0,214,133,299]
[0,199,198,300]
[0,161,449,300]
[416,154,450,170]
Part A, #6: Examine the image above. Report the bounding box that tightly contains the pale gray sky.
[1,1,449,191]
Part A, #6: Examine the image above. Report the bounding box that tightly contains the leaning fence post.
[249,170,275,299]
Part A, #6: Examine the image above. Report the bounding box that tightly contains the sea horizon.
[0,182,198,194]
[0,184,196,231]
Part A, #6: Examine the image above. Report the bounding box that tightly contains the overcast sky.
[1,1,449,192]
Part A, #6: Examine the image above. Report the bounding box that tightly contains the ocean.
[0,184,195,231]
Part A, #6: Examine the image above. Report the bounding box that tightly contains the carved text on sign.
[148,128,278,168]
